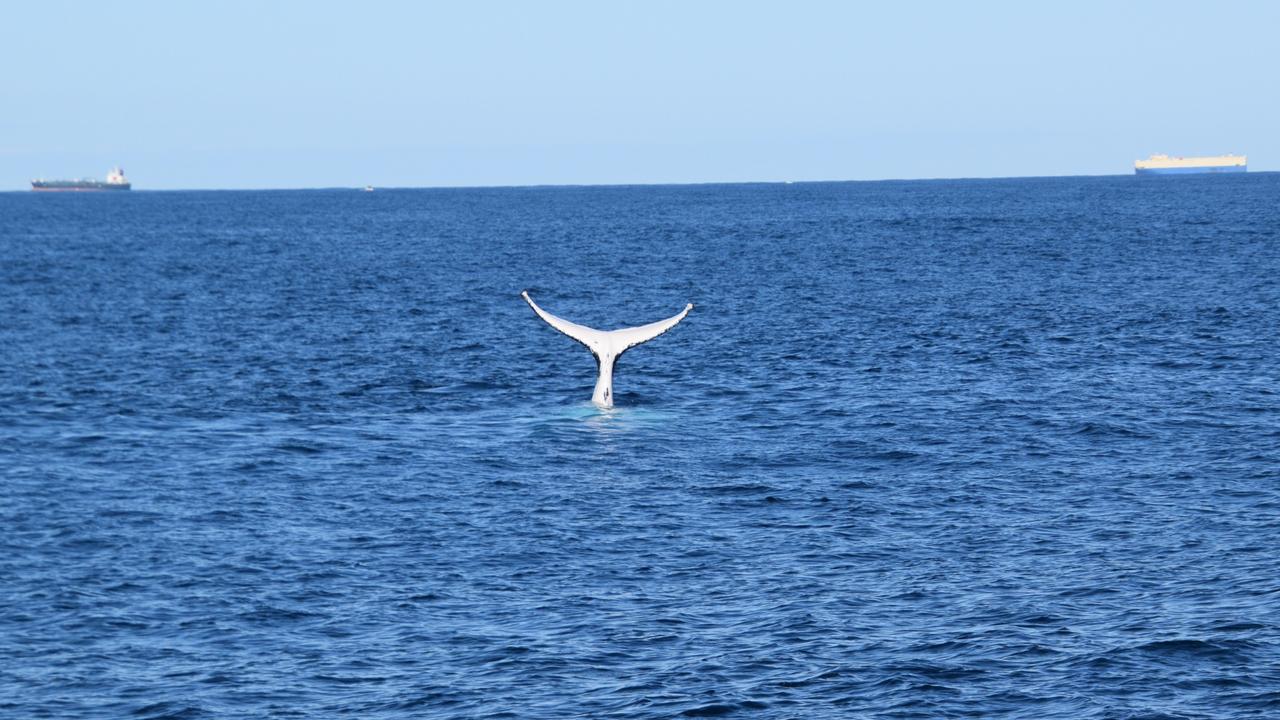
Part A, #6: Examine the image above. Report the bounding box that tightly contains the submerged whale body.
[522,291,693,408]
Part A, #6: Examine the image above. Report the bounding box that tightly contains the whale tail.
[522,291,692,408]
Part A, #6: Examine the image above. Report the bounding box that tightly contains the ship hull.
[1135,165,1246,175]
[31,183,131,191]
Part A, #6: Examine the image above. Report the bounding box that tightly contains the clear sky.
[2,1,1276,189]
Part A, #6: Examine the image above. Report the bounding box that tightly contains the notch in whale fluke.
[522,291,693,408]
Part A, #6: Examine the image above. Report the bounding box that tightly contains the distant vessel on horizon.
[31,167,132,191]
[1134,154,1245,175]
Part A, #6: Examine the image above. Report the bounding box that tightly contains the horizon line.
[12,166,1280,192]
[5,169,1273,193]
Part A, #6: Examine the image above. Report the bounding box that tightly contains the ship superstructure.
[1134,154,1246,175]
[31,167,132,191]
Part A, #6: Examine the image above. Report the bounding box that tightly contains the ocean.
[2,174,1278,718]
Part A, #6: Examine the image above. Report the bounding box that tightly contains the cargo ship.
[1134,154,1246,175]
[31,167,132,191]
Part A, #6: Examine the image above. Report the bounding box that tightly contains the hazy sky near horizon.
[2,1,1277,189]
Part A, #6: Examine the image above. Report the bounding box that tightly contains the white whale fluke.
[522,291,693,408]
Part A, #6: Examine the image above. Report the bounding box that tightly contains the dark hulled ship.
[32,167,132,191]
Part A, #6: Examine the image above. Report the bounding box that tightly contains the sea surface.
[2,175,1279,719]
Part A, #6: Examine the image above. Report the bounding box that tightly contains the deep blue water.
[2,175,1279,719]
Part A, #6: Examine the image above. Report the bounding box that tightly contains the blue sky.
[2,1,1276,189]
